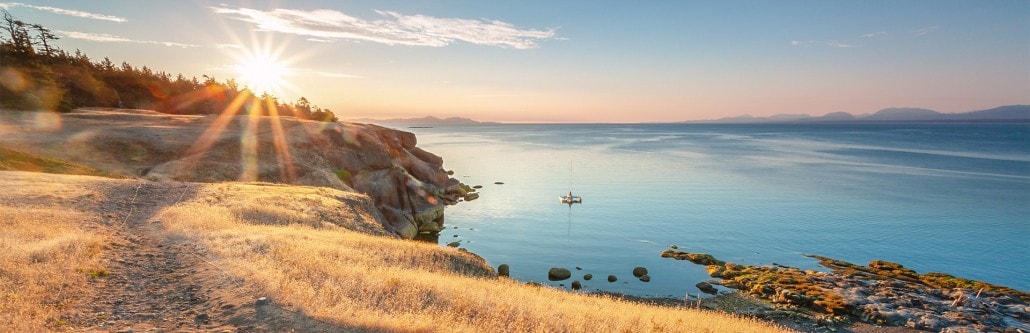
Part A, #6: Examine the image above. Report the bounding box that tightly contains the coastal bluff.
[0,108,466,238]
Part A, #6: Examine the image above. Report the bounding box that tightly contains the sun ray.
[179,91,250,175]
[178,29,315,183]
[239,96,262,182]
[265,96,297,182]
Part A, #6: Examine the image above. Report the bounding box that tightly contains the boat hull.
[559,196,582,204]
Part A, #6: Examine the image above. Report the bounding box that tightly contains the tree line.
[0,9,338,122]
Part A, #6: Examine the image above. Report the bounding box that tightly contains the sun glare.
[234,52,287,95]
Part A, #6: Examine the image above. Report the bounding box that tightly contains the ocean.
[403,123,1030,297]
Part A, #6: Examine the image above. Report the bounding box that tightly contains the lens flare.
[233,51,287,95]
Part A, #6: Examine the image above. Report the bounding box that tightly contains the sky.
[2,1,1028,123]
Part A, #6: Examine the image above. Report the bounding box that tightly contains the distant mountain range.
[688,105,1030,124]
[347,116,495,125]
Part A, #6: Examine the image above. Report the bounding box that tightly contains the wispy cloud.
[316,71,365,79]
[860,31,887,38]
[210,6,558,49]
[913,26,940,37]
[56,30,198,48]
[791,40,856,48]
[0,2,126,22]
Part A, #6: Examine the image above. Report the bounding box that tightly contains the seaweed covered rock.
[660,250,726,265]
[662,249,1030,332]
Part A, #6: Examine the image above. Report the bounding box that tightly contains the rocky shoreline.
[661,249,1029,332]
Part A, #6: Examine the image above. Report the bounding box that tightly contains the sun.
[233,51,287,95]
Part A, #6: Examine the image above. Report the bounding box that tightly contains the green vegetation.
[77,267,110,279]
[0,9,337,121]
[334,169,351,183]
[0,147,108,176]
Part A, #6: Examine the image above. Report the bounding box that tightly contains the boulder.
[410,147,443,167]
[400,150,447,184]
[583,274,593,281]
[571,281,582,290]
[463,193,480,201]
[608,275,617,283]
[639,275,651,282]
[418,220,443,233]
[632,266,648,278]
[351,168,404,208]
[696,281,719,295]
[548,268,572,281]
[413,206,445,230]
[380,206,417,239]
[498,264,510,278]
[395,130,417,149]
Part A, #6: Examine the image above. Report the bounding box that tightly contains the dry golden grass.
[157,183,791,333]
[0,177,108,331]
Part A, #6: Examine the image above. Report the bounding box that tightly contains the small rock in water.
[494,182,504,185]
[632,266,648,278]
[572,281,582,290]
[453,234,458,237]
[472,185,483,189]
[447,241,460,247]
[696,282,718,295]
[639,275,651,282]
[583,274,593,280]
[498,264,510,278]
[669,244,678,249]
[575,267,582,270]
[548,268,572,281]
[608,275,618,283]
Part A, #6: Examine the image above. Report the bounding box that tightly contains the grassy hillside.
[0,146,109,176]
[154,183,789,332]
[0,171,790,332]
[0,172,115,330]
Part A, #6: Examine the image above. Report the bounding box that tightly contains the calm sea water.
[403,123,1030,297]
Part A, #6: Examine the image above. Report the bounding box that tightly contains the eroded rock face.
[317,122,464,238]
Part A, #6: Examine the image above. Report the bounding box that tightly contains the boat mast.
[568,160,573,194]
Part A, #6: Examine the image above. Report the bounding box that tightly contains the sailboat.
[559,191,582,205]
[559,161,582,205]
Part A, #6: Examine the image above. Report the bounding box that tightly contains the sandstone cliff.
[0,108,466,238]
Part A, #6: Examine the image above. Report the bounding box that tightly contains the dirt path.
[65,180,346,332]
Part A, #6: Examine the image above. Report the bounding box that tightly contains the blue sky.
[2,1,1027,122]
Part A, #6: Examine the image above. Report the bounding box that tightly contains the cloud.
[824,41,856,48]
[913,26,940,37]
[316,71,365,79]
[210,6,557,49]
[56,30,198,48]
[791,40,856,48]
[860,31,887,38]
[0,2,126,22]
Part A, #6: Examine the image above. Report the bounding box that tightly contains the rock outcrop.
[662,249,1030,332]
[0,109,467,239]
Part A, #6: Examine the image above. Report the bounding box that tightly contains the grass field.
[155,182,791,332]
[0,174,109,330]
